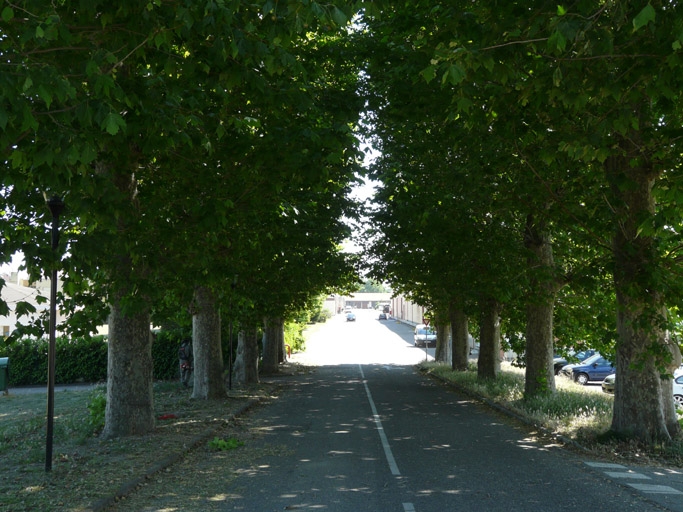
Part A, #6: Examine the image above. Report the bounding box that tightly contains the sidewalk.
[4,382,98,395]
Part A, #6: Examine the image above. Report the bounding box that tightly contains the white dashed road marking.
[628,484,683,495]
[605,471,651,479]
[585,461,683,495]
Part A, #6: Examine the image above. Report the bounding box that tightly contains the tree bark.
[101,298,155,439]
[607,150,674,444]
[191,286,226,400]
[449,303,469,371]
[477,298,501,380]
[232,327,259,386]
[434,313,450,363]
[262,316,283,374]
[523,214,557,397]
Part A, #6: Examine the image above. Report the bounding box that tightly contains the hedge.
[0,331,188,386]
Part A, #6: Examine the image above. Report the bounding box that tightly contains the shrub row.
[0,332,186,386]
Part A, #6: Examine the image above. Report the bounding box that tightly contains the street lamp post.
[45,196,64,473]
[228,275,237,391]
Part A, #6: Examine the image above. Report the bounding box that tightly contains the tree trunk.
[191,286,226,400]
[262,316,283,374]
[523,214,557,397]
[434,313,449,363]
[101,298,155,439]
[232,327,259,386]
[278,321,287,363]
[477,298,501,380]
[607,150,673,444]
[449,303,469,371]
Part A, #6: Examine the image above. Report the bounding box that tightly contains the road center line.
[359,364,401,476]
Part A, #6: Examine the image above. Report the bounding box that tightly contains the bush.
[1,336,108,386]
[284,321,305,352]
[87,385,107,434]
[152,330,188,381]
[55,335,109,383]
[1,330,188,386]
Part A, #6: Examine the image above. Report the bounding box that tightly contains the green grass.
[0,387,99,462]
[0,380,272,511]
[422,361,681,456]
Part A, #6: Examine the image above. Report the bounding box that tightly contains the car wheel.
[674,395,683,407]
[575,373,589,385]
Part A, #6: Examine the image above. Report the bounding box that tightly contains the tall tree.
[2,0,364,437]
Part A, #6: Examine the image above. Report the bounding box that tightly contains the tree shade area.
[1,1,682,446]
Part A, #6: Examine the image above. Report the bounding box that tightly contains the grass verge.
[0,380,277,511]
[421,361,683,468]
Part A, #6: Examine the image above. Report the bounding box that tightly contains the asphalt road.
[224,309,683,512]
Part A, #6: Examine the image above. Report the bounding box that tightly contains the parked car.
[378,312,387,320]
[560,353,615,385]
[674,375,683,407]
[553,349,597,375]
[601,373,615,393]
[346,312,356,322]
[414,324,436,347]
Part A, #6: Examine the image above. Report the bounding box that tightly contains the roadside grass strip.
[421,361,682,460]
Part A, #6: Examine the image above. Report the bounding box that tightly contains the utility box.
[0,357,8,392]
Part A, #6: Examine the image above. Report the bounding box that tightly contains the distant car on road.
[346,312,356,322]
[560,353,614,385]
[553,349,596,375]
[378,313,387,320]
[414,324,436,347]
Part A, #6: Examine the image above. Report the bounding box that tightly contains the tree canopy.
[2,1,683,446]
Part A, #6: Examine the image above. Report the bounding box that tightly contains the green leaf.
[633,4,655,32]
[442,64,466,85]
[101,112,125,135]
[553,66,563,87]
[15,301,37,318]
[38,85,53,108]
[80,143,98,165]
[557,5,567,16]
[331,7,348,27]
[548,30,567,52]
[1,6,14,21]
[420,65,437,84]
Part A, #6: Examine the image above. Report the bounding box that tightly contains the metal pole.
[45,196,64,472]
[228,275,237,391]
[228,307,233,391]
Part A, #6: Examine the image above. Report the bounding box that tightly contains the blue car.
[560,353,615,385]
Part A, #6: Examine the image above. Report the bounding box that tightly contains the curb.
[87,397,263,512]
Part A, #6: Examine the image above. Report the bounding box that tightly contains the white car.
[414,324,436,347]
[674,374,683,408]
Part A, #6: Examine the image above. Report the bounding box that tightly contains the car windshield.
[417,328,434,335]
[581,353,602,365]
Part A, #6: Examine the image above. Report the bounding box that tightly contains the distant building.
[0,272,58,338]
[342,292,392,311]
[389,295,427,326]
